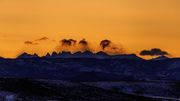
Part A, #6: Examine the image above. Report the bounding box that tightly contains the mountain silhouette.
[17,51,142,60]
[151,56,169,61]
[17,53,39,59]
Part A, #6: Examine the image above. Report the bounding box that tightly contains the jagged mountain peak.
[151,56,169,60]
[17,51,143,60]
[17,52,39,59]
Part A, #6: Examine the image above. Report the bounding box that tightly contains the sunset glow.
[0,0,180,58]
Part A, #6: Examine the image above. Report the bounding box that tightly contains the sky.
[0,0,180,58]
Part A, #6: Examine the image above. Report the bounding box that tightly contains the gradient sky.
[0,0,180,58]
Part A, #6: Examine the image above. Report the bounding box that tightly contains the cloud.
[140,48,168,56]
[24,41,38,45]
[55,39,77,52]
[24,37,50,46]
[35,37,49,41]
[100,39,111,50]
[24,41,33,44]
[79,39,88,46]
[99,39,125,55]
[23,38,126,55]
[78,39,90,51]
[60,39,77,46]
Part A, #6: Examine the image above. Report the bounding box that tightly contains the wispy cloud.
[24,41,38,45]
[35,37,49,41]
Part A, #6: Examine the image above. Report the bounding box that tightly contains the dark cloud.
[24,37,50,46]
[100,39,111,50]
[35,37,49,41]
[24,41,38,45]
[99,39,125,54]
[24,41,33,44]
[78,39,90,51]
[140,48,168,56]
[61,39,77,46]
[38,38,126,55]
[56,39,77,52]
[79,39,88,46]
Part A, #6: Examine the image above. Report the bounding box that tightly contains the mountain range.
[17,51,144,60]
[0,51,180,82]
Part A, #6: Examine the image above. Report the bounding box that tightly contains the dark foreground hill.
[0,78,155,101]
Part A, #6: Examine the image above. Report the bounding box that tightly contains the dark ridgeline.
[17,51,143,60]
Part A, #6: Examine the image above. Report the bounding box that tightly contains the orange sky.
[0,0,180,58]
